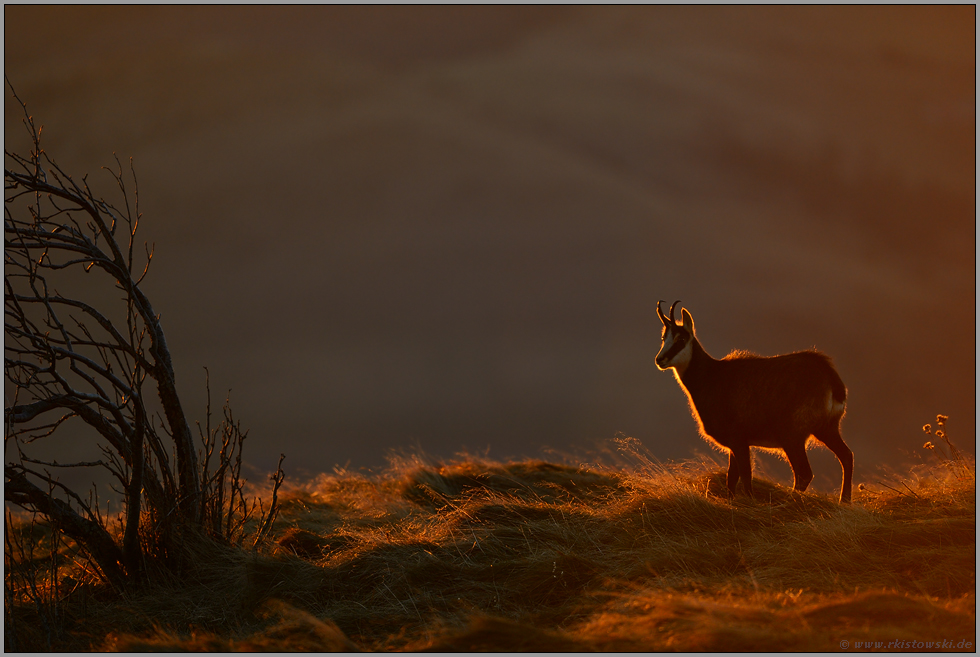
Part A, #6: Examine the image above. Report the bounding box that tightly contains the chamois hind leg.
[730,441,754,499]
[814,424,853,504]
[782,438,814,493]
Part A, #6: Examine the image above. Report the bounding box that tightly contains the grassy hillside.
[6,438,975,651]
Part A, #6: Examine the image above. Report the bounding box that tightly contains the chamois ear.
[681,308,695,333]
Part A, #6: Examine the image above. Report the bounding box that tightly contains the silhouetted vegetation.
[4,84,284,649]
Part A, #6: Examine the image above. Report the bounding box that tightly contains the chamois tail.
[830,371,847,406]
[815,351,847,407]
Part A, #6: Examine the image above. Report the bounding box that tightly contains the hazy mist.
[4,6,975,496]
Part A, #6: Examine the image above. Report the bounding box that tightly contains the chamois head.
[656,300,696,373]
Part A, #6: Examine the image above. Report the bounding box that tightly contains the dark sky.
[5,6,975,495]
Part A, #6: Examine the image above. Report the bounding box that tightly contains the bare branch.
[5,84,281,590]
[5,468,125,587]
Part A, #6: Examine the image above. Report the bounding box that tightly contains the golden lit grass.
[6,445,975,652]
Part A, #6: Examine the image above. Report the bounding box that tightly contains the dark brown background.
[5,6,975,494]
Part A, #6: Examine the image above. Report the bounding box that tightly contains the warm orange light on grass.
[7,434,973,651]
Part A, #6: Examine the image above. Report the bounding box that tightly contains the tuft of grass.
[5,439,975,651]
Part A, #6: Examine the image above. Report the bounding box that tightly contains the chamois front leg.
[731,441,754,499]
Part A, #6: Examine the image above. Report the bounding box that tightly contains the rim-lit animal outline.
[656,300,853,503]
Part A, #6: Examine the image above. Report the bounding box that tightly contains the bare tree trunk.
[122,398,146,580]
[148,334,200,520]
[4,80,283,588]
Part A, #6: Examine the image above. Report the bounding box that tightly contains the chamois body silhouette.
[655,301,853,503]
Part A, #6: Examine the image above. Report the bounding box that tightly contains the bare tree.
[4,82,283,587]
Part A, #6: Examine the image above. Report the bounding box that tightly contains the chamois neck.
[678,337,714,383]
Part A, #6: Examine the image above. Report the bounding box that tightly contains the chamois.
[655,301,853,503]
